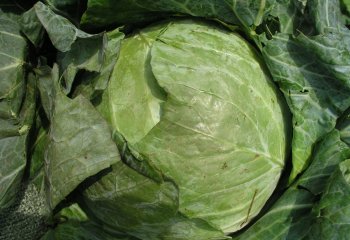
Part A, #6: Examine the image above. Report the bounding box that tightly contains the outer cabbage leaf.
[342,0,350,13]
[20,7,45,48]
[308,0,346,33]
[0,11,36,210]
[36,65,120,209]
[81,0,276,33]
[338,110,350,146]
[262,31,350,181]
[341,0,350,24]
[81,0,234,28]
[0,135,27,209]
[306,159,350,240]
[56,34,106,93]
[22,2,95,52]
[29,124,48,193]
[267,0,306,34]
[40,203,134,240]
[40,204,136,240]
[71,28,125,100]
[232,130,350,239]
[80,160,227,240]
[40,217,136,240]
[0,11,27,119]
[56,203,88,222]
[1,72,37,197]
[20,2,109,94]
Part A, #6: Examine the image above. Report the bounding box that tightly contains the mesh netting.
[0,183,48,240]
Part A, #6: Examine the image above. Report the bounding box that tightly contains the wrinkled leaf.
[20,7,45,47]
[307,159,350,239]
[81,159,228,240]
[308,0,344,33]
[0,11,35,209]
[338,110,350,146]
[0,73,37,209]
[57,33,106,93]
[233,130,350,239]
[267,0,305,34]
[29,123,49,192]
[32,2,93,52]
[0,10,27,118]
[20,1,103,53]
[262,28,350,180]
[81,0,276,34]
[37,65,120,209]
[21,2,107,93]
[72,28,125,100]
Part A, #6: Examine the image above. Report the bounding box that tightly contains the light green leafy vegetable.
[79,19,290,239]
[1,0,350,239]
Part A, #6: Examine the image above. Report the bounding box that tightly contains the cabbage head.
[3,1,350,240]
[78,19,290,239]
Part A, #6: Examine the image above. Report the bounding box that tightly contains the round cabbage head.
[80,19,290,239]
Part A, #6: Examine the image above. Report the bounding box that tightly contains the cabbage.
[79,19,290,238]
[1,1,350,240]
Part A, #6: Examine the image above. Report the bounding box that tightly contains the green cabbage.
[1,1,350,240]
[79,20,290,238]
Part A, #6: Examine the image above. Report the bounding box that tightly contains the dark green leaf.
[20,2,108,94]
[307,159,350,239]
[57,33,106,94]
[27,2,96,52]
[233,130,350,239]
[20,6,45,47]
[29,124,49,192]
[0,11,35,209]
[40,220,135,240]
[308,0,344,33]
[72,29,125,100]
[338,110,350,146]
[262,29,350,180]
[0,10,27,118]
[37,65,120,209]
[81,0,276,34]
[0,73,37,209]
